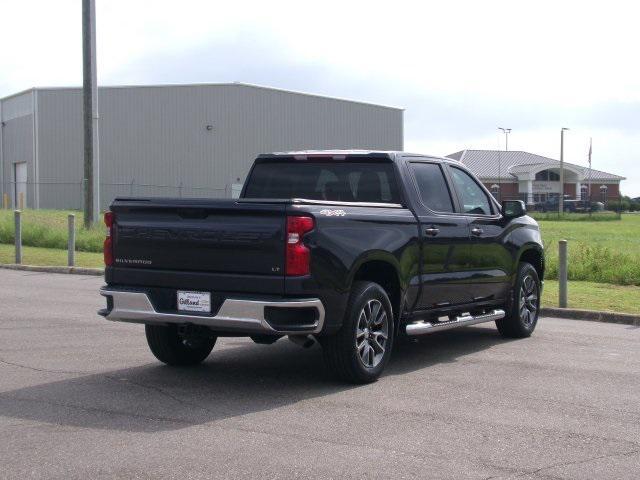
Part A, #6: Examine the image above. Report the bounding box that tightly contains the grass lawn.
[542,280,640,315]
[0,243,104,269]
[531,211,621,222]
[0,209,104,253]
[537,213,640,255]
[538,214,640,285]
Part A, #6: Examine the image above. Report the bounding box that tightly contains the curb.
[541,307,640,326]
[0,264,103,276]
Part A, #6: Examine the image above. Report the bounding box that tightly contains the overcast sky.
[1,0,639,195]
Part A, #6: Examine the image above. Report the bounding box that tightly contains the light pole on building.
[559,127,569,215]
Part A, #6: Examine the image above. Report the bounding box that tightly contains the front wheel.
[496,262,541,338]
[322,282,394,384]
[145,324,216,366]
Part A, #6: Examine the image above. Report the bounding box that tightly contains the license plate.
[177,291,211,313]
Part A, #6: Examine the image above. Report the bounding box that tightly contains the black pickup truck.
[99,151,544,383]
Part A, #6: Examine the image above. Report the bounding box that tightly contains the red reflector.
[103,237,113,266]
[104,211,114,229]
[286,216,314,276]
[103,211,114,266]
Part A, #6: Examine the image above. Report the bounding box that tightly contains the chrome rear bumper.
[99,287,325,335]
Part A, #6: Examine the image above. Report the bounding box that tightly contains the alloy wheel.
[519,274,538,326]
[355,299,389,368]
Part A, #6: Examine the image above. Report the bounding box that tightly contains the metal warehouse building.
[0,83,403,210]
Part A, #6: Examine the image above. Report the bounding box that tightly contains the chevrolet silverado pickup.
[99,150,544,383]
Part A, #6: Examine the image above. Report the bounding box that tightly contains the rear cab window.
[243,159,401,204]
[408,162,455,213]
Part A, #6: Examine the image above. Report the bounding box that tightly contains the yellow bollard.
[19,192,24,210]
[2,193,8,209]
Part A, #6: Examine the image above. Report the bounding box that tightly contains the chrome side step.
[405,309,505,336]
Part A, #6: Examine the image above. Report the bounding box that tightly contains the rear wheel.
[322,282,394,384]
[496,262,540,338]
[145,324,216,366]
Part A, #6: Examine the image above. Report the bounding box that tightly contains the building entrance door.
[14,162,27,209]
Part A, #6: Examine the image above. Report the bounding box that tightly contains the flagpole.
[588,138,592,203]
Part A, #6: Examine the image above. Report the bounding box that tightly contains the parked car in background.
[537,196,604,213]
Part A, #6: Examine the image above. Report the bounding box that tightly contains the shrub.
[544,243,640,286]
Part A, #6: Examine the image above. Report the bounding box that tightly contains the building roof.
[447,150,625,182]
[0,82,404,111]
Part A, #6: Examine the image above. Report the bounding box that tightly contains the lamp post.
[498,127,511,151]
[559,128,569,215]
[497,128,511,202]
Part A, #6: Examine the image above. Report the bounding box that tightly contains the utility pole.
[559,127,569,215]
[82,0,100,227]
[498,127,511,151]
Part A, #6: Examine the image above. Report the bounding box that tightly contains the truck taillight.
[286,216,314,276]
[104,211,114,266]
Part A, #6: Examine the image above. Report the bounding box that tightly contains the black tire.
[322,281,394,384]
[496,262,541,338]
[145,324,216,366]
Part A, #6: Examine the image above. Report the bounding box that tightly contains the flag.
[588,137,592,169]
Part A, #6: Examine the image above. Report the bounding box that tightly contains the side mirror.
[502,200,526,219]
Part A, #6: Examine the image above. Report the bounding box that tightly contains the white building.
[448,150,625,204]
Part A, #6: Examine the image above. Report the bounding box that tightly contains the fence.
[495,193,625,219]
[1,180,236,211]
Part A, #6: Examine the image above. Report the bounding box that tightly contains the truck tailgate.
[110,199,286,276]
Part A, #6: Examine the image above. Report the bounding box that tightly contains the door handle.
[425,227,440,237]
[471,227,483,236]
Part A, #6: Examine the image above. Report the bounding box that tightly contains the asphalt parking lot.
[1,268,639,479]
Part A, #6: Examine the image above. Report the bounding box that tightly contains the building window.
[600,185,608,204]
[535,170,560,181]
[580,185,588,200]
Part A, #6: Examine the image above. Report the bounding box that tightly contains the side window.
[450,167,493,215]
[410,163,454,213]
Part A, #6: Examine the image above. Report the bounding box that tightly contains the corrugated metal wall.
[0,91,36,208]
[230,85,403,185]
[30,84,404,210]
[36,89,83,209]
